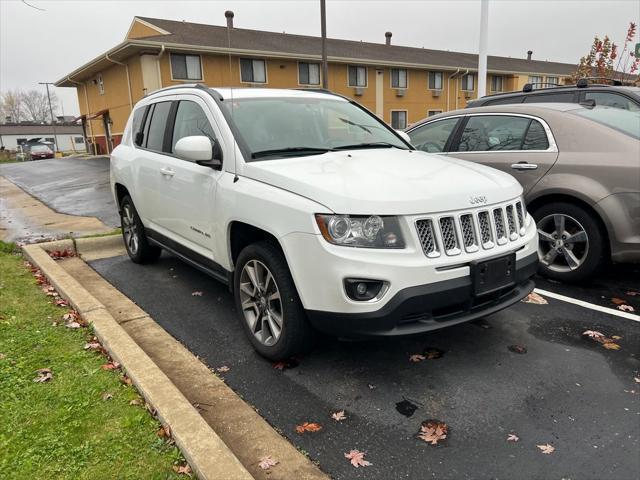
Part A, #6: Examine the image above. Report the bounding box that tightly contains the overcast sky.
[1,0,638,116]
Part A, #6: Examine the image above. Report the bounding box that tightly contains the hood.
[243,149,522,215]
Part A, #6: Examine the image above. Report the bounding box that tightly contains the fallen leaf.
[537,443,555,454]
[423,348,443,360]
[508,344,527,354]
[618,305,635,312]
[272,358,300,370]
[63,311,78,321]
[129,398,143,406]
[48,249,75,260]
[101,361,120,370]
[33,368,53,383]
[54,298,69,307]
[331,410,347,422]
[611,297,626,305]
[611,335,623,340]
[216,366,230,373]
[522,292,548,305]
[102,392,113,401]
[602,342,621,350]
[344,450,371,468]
[172,464,192,476]
[65,321,81,329]
[507,433,520,442]
[295,422,322,433]
[84,341,101,350]
[258,455,279,470]
[368,383,377,389]
[157,425,171,439]
[120,375,133,386]
[582,330,605,340]
[409,354,426,363]
[191,291,203,296]
[634,377,640,384]
[418,420,448,445]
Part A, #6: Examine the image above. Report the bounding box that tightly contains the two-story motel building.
[56,13,577,154]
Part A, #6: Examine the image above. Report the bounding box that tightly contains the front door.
[448,114,559,194]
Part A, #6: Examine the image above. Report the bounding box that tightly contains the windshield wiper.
[251,147,330,159]
[333,142,406,151]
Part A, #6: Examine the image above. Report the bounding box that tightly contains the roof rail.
[576,76,623,87]
[143,83,209,98]
[522,82,562,92]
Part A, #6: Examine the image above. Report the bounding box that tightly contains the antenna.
[226,11,239,183]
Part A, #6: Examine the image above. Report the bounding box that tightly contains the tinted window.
[456,115,530,151]
[485,95,526,105]
[524,92,575,103]
[408,118,459,153]
[523,120,549,150]
[145,101,172,151]
[584,92,639,111]
[131,106,146,146]
[171,101,216,153]
[170,54,202,80]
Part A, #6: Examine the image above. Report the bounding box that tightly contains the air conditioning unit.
[431,89,442,97]
[395,88,406,97]
[354,87,364,96]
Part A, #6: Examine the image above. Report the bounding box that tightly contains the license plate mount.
[471,253,516,296]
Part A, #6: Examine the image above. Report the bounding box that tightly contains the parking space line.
[534,288,640,322]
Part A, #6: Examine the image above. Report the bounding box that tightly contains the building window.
[528,75,544,89]
[391,69,407,89]
[45,138,55,143]
[240,58,267,83]
[428,71,443,90]
[97,73,105,95]
[17,138,27,145]
[391,110,407,129]
[461,74,475,91]
[427,110,442,117]
[491,75,504,92]
[170,54,203,81]
[546,76,559,85]
[74,136,84,144]
[348,65,367,87]
[298,62,320,85]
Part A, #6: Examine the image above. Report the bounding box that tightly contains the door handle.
[159,167,175,177]
[511,162,538,170]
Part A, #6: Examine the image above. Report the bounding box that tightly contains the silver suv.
[406,103,640,282]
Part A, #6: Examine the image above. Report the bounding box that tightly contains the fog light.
[344,279,386,301]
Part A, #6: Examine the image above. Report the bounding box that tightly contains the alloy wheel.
[537,213,589,272]
[239,260,283,346]
[122,204,139,255]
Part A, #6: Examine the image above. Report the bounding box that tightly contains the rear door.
[448,114,559,194]
[154,94,224,259]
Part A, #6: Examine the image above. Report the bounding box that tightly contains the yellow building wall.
[127,20,166,39]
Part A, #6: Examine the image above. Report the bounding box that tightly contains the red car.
[29,144,55,160]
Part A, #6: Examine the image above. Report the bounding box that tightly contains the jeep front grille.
[415,200,526,258]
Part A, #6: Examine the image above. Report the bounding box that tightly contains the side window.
[131,106,146,146]
[522,120,549,150]
[456,115,530,151]
[144,101,172,152]
[584,92,639,111]
[408,117,459,153]
[486,96,526,105]
[524,92,575,103]
[171,101,216,154]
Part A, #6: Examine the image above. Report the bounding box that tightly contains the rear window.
[570,106,640,139]
[523,92,575,103]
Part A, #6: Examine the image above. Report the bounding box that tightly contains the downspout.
[446,68,460,112]
[67,76,96,155]
[105,53,133,111]
[455,69,469,110]
[155,45,165,89]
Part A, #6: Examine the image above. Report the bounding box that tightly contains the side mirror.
[134,131,144,146]
[197,139,223,169]
[396,130,412,144]
[174,136,223,170]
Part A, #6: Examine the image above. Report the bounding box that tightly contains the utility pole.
[39,82,59,153]
[320,0,328,89]
[477,0,489,98]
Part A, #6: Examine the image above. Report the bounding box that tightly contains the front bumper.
[306,251,537,337]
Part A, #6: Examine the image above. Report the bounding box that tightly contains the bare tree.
[21,89,57,122]
[0,90,23,123]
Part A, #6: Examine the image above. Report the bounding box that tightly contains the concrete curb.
[74,234,125,261]
[22,242,254,480]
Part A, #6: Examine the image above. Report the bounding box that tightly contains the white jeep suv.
[111,85,539,360]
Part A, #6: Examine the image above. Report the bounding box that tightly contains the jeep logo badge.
[469,195,487,205]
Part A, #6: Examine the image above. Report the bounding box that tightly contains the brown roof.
[135,16,577,75]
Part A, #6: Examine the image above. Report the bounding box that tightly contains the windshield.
[219,96,408,159]
[570,106,640,139]
[30,145,50,152]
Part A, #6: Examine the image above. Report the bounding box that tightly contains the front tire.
[234,241,315,360]
[533,201,606,283]
[119,195,161,264]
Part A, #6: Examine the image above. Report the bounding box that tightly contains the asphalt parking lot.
[91,252,640,480]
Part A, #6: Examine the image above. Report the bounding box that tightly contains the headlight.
[315,214,405,248]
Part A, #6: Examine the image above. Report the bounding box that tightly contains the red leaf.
[295,422,322,433]
[344,450,371,468]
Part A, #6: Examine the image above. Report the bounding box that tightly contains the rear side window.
[408,117,459,153]
[523,92,575,103]
[144,101,172,152]
[171,101,216,153]
[485,95,526,105]
[456,115,530,151]
[131,107,146,146]
[584,92,640,111]
[522,120,549,150]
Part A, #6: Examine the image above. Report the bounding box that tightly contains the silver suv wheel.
[239,259,283,346]
[537,213,589,272]
[122,204,139,255]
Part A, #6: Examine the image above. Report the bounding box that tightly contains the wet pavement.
[91,252,640,480]
[0,157,118,228]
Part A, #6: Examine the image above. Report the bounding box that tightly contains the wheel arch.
[228,221,286,269]
[114,183,130,211]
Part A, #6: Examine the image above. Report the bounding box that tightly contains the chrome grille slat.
[416,200,525,258]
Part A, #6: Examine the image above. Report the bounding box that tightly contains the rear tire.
[234,241,315,361]
[532,201,605,283]
[119,195,161,264]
